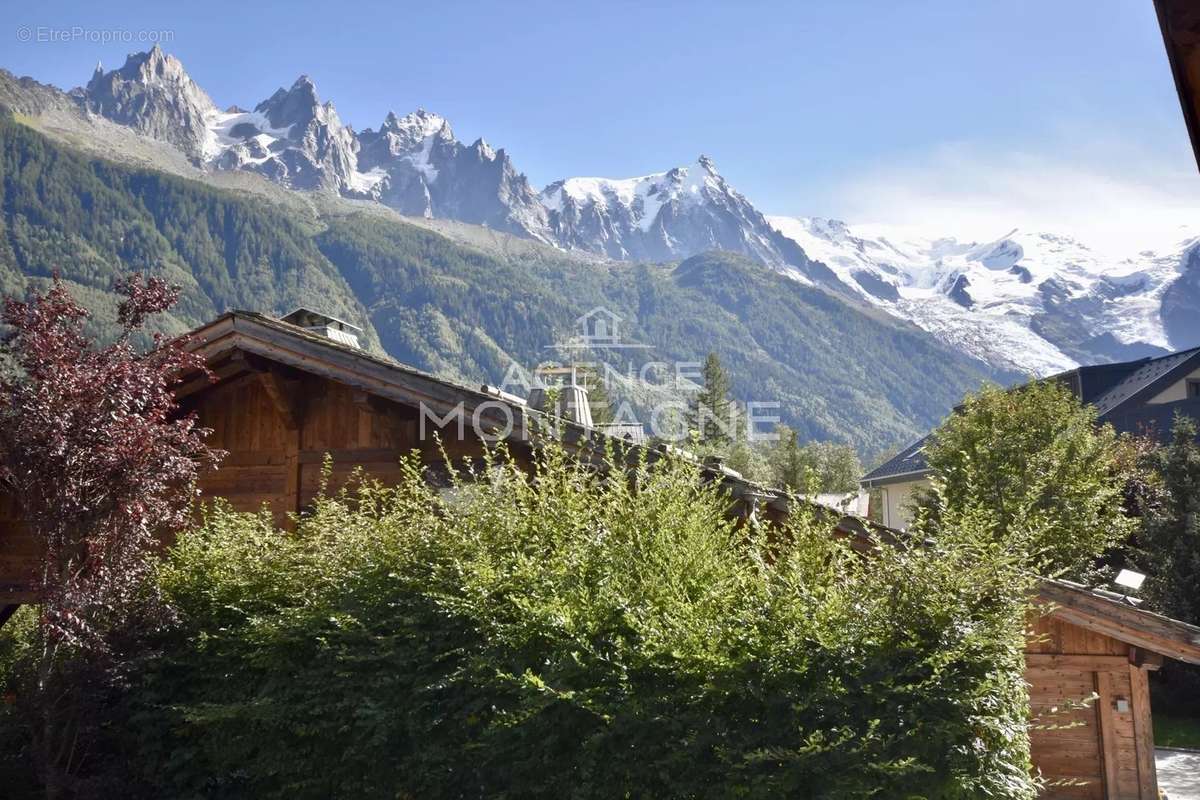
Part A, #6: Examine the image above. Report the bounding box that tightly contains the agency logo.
[419,305,780,445]
[549,306,652,351]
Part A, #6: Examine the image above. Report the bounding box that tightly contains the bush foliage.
[916,380,1136,578]
[97,444,1040,799]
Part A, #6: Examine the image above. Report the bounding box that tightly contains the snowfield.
[769,215,1200,375]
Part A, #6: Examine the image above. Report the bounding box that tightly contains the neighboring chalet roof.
[1088,346,1200,415]
[1039,579,1200,665]
[1155,0,1200,173]
[859,435,932,487]
[860,346,1200,487]
[181,311,1200,665]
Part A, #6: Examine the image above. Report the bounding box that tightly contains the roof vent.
[527,365,592,427]
[280,308,363,349]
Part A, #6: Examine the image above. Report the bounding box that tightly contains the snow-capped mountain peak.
[354,108,551,240]
[768,215,1199,374]
[68,47,1200,374]
[539,155,816,270]
[200,73,360,191]
[81,49,550,239]
[377,108,453,148]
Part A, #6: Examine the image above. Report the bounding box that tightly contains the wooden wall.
[0,492,37,603]
[1027,614,1158,800]
[190,366,511,523]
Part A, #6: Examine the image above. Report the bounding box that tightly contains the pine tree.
[690,352,734,444]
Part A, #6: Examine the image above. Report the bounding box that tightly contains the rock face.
[83,49,552,240]
[209,76,360,191]
[84,45,216,159]
[1162,243,1200,348]
[68,47,1200,375]
[356,110,552,240]
[77,48,819,263]
[541,156,811,269]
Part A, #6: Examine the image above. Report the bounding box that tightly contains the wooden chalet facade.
[2,309,1200,798]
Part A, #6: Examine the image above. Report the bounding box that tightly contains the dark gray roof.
[860,434,932,485]
[861,347,1200,487]
[1090,347,1200,414]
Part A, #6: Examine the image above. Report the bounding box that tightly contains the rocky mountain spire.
[83,45,216,159]
[213,74,359,191]
[356,108,551,240]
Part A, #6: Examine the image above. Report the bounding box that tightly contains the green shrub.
[915,380,1136,578]
[119,445,1037,799]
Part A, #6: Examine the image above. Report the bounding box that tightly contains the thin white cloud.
[826,139,1200,255]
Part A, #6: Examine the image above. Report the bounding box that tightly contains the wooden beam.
[297,448,403,465]
[1038,580,1200,665]
[1094,670,1120,800]
[285,426,301,521]
[1129,665,1159,800]
[227,354,308,519]
[1128,647,1165,671]
[1025,654,1132,671]
[1155,0,1200,173]
[173,353,249,400]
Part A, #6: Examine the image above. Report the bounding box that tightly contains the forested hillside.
[0,112,1011,450]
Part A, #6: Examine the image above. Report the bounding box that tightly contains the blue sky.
[4,0,1199,247]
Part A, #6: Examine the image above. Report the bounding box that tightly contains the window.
[1189,379,1200,399]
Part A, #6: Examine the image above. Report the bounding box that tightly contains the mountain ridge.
[67,47,824,274]
[0,108,1013,453]
[768,215,1200,374]
[3,46,1198,379]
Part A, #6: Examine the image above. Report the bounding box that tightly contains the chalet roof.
[1155,0,1200,173]
[1088,347,1200,414]
[1039,579,1200,665]
[859,435,932,486]
[182,311,1200,665]
[184,310,782,504]
[860,347,1200,487]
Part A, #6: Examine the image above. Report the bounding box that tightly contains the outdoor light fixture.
[1114,569,1147,591]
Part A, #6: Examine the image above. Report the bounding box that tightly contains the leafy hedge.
[96,445,1038,799]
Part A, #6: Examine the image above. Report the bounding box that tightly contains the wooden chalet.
[2,309,1200,798]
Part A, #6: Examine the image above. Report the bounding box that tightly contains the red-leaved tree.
[0,275,221,797]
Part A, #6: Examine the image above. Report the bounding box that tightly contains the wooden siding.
[0,492,37,603]
[190,367,512,523]
[1027,614,1158,799]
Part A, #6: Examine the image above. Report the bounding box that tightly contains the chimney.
[527,365,593,427]
[279,308,363,349]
